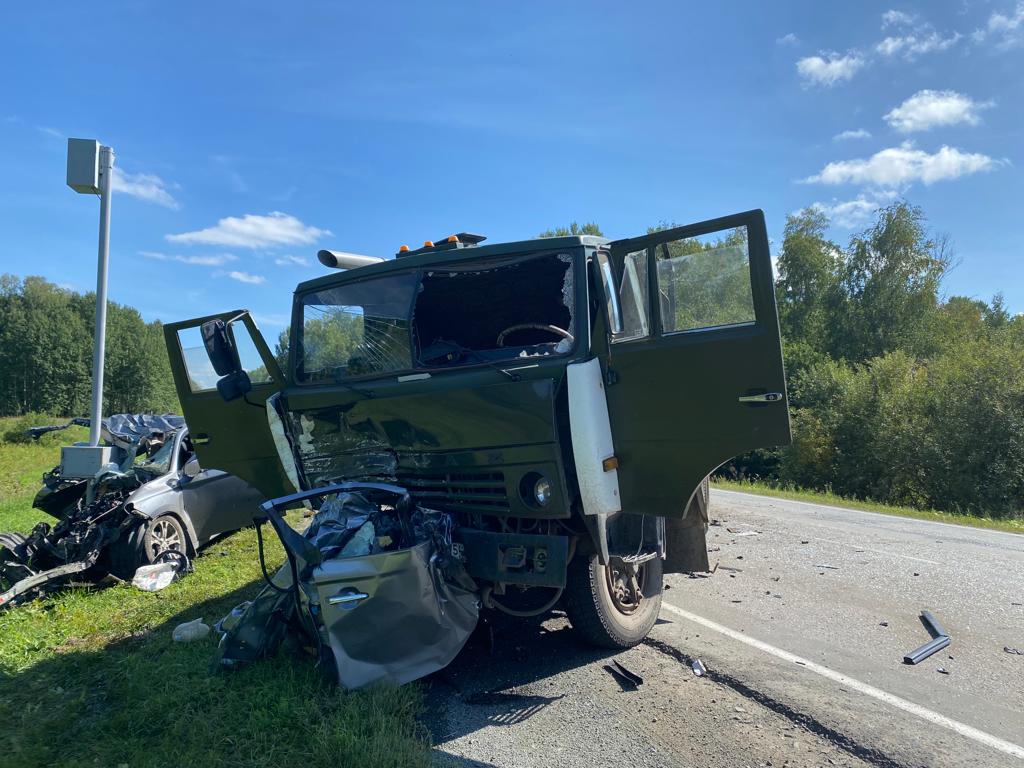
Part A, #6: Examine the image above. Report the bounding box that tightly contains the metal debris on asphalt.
[691,659,707,677]
[814,564,839,570]
[1004,646,1024,655]
[605,660,644,689]
[936,667,950,675]
[904,609,951,665]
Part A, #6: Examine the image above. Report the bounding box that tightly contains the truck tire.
[563,551,663,649]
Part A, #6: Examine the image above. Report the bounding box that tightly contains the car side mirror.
[181,456,201,479]
[201,319,242,377]
[216,369,252,402]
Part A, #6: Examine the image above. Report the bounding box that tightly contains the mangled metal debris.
[216,482,478,689]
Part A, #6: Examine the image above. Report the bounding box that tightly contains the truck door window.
[298,273,417,382]
[654,226,755,334]
[178,326,221,392]
[613,249,650,342]
[232,324,274,384]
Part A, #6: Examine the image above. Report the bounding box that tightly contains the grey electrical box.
[60,445,113,479]
[67,138,101,194]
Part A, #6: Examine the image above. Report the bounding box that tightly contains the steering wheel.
[496,323,574,347]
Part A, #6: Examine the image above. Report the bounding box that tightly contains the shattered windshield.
[134,438,175,477]
[296,251,577,382]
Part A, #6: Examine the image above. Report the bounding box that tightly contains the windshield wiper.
[421,340,519,382]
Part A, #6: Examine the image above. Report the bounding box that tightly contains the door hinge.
[604,366,619,386]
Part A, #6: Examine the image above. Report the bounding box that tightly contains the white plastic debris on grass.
[132,561,178,592]
[173,617,211,642]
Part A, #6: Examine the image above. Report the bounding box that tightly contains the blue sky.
[1,1,1021,335]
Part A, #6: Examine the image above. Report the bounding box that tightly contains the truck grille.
[396,470,510,514]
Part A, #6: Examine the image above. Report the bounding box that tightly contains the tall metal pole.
[88,145,115,446]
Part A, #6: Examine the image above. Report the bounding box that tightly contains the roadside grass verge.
[0,416,431,768]
[713,478,1024,535]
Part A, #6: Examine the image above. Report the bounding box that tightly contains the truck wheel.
[563,552,663,649]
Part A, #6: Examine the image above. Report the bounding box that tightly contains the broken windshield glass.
[295,251,577,383]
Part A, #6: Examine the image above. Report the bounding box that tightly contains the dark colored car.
[164,209,790,649]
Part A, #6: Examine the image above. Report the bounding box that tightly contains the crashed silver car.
[0,414,263,608]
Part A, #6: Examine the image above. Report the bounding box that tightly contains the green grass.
[0,416,431,768]
[713,478,1024,535]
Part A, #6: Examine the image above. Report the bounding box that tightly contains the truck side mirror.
[216,370,253,402]
[201,319,242,376]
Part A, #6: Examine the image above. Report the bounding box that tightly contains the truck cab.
[164,209,790,648]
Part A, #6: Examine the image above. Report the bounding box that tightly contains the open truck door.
[164,310,295,500]
[597,209,790,521]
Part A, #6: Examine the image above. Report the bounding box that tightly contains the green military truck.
[165,209,790,652]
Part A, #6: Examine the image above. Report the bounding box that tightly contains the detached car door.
[164,310,295,500]
[598,209,790,519]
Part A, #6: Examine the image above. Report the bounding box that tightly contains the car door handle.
[193,434,211,445]
[738,392,784,403]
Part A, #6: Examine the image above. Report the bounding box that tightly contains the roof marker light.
[399,245,410,252]
[447,235,458,243]
[424,240,434,247]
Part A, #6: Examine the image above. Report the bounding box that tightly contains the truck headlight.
[533,476,552,507]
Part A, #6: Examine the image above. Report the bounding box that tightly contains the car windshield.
[134,438,175,477]
[296,251,576,383]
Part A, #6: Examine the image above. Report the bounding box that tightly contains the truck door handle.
[328,591,369,606]
[738,392,784,403]
[193,434,211,445]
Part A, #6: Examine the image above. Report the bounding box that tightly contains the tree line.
[2,203,1020,518]
[738,202,1022,519]
[0,275,179,421]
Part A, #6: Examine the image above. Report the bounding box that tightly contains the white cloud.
[141,250,237,267]
[227,270,266,285]
[833,128,872,141]
[274,254,310,267]
[875,29,961,59]
[796,52,866,87]
[111,167,181,209]
[806,193,896,228]
[882,10,916,28]
[36,125,64,139]
[884,90,993,132]
[167,211,330,249]
[776,33,799,46]
[804,142,1003,186]
[974,2,1024,46]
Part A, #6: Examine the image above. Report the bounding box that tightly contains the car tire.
[108,514,190,579]
[563,550,663,649]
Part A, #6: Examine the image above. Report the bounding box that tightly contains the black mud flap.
[663,477,711,574]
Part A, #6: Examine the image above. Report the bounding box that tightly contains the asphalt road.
[427,489,1024,767]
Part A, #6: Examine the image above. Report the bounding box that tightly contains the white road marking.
[812,536,942,566]
[660,602,1024,762]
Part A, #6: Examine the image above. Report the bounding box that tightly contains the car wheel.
[108,514,190,579]
[563,550,663,649]
[142,515,188,563]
